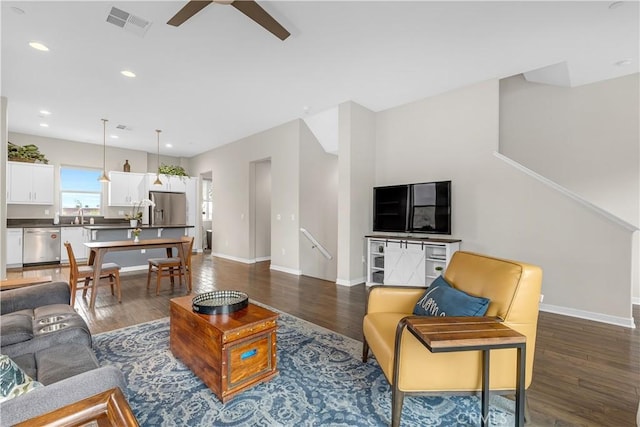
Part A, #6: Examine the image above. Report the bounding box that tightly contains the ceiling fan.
[167,0,290,41]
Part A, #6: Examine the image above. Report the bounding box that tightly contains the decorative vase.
[123,160,131,172]
[134,235,139,243]
[130,219,138,227]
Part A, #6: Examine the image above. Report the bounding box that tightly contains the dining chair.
[146,236,194,296]
[64,242,122,307]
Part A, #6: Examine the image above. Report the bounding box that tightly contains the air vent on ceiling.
[115,124,131,130]
[106,7,152,37]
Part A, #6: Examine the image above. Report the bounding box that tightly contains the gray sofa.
[0,281,127,426]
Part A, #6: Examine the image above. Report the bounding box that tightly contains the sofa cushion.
[413,275,490,317]
[0,314,33,347]
[35,343,99,385]
[0,354,43,403]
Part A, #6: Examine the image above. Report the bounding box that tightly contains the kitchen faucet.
[79,207,84,225]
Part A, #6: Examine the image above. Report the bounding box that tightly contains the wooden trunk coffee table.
[170,295,278,403]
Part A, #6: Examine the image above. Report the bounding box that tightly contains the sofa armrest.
[366,285,427,314]
[0,282,70,315]
[0,365,126,426]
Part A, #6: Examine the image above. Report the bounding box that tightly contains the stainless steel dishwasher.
[23,227,61,265]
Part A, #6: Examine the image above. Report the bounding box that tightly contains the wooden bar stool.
[146,236,194,296]
[64,242,122,307]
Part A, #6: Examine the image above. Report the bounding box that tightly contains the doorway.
[250,159,271,262]
[200,171,213,253]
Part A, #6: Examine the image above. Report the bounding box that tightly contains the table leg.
[90,249,105,309]
[515,344,526,427]
[482,349,490,427]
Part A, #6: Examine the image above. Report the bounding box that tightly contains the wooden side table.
[400,316,526,427]
[14,387,138,426]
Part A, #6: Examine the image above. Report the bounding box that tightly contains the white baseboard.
[633,297,640,305]
[212,253,255,264]
[539,303,636,329]
[336,277,366,287]
[255,256,271,262]
[270,264,302,275]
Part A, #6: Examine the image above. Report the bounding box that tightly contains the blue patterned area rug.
[93,308,514,426]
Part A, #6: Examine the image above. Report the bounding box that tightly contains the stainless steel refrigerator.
[149,191,187,225]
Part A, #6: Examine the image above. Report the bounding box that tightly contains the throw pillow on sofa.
[413,275,490,317]
[0,354,43,402]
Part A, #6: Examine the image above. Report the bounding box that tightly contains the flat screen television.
[373,180,451,234]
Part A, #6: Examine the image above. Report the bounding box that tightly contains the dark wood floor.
[9,253,640,426]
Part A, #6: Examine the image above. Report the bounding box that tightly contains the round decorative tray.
[192,290,249,315]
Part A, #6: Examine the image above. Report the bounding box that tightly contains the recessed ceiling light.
[110,135,119,139]
[39,123,49,127]
[39,110,51,115]
[121,70,136,78]
[608,1,624,9]
[165,143,173,148]
[615,59,632,66]
[29,42,49,52]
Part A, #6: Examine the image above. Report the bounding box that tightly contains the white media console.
[366,235,461,287]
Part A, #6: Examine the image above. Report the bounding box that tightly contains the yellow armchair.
[362,251,542,426]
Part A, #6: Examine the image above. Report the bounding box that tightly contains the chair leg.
[82,278,90,297]
[156,267,162,296]
[362,337,370,363]
[110,275,115,295]
[391,387,405,427]
[146,264,153,290]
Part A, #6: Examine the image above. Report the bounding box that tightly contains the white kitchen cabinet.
[60,227,89,262]
[7,162,54,205]
[147,174,187,193]
[108,172,146,206]
[366,236,460,287]
[7,228,23,267]
[185,177,200,251]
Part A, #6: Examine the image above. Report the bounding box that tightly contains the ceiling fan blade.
[231,1,290,41]
[167,1,214,26]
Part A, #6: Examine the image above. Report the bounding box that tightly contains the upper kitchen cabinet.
[147,174,187,193]
[7,161,54,205]
[108,172,147,206]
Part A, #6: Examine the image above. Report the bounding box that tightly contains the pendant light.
[98,119,110,182]
[153,129,163,186]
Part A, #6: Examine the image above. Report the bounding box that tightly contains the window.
[60,167,102,216]
[202,179,212,221]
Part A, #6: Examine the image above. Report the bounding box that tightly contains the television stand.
[365,235,460,287]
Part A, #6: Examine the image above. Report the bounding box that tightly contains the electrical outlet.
[118,210,124,215]
[44,209,50,215]
[141,249,146,254]
[540,294,544,303]
[276,214,281,221]
[290,214,295,221]
[281,248,286,255]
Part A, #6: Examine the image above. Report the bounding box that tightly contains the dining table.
[84,238,191,308]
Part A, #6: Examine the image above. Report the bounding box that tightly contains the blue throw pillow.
[413,276,490,317]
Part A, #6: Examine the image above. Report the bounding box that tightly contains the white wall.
[337,101,376,285]
[188,120,301,272]
[375,79,635,326]
[299,121,338,281]
[499,73,640,306]
[1,97,8,279]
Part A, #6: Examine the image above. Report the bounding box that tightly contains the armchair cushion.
[0,354,43,403]
[0,314,33,347]
[413,275,489,317]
